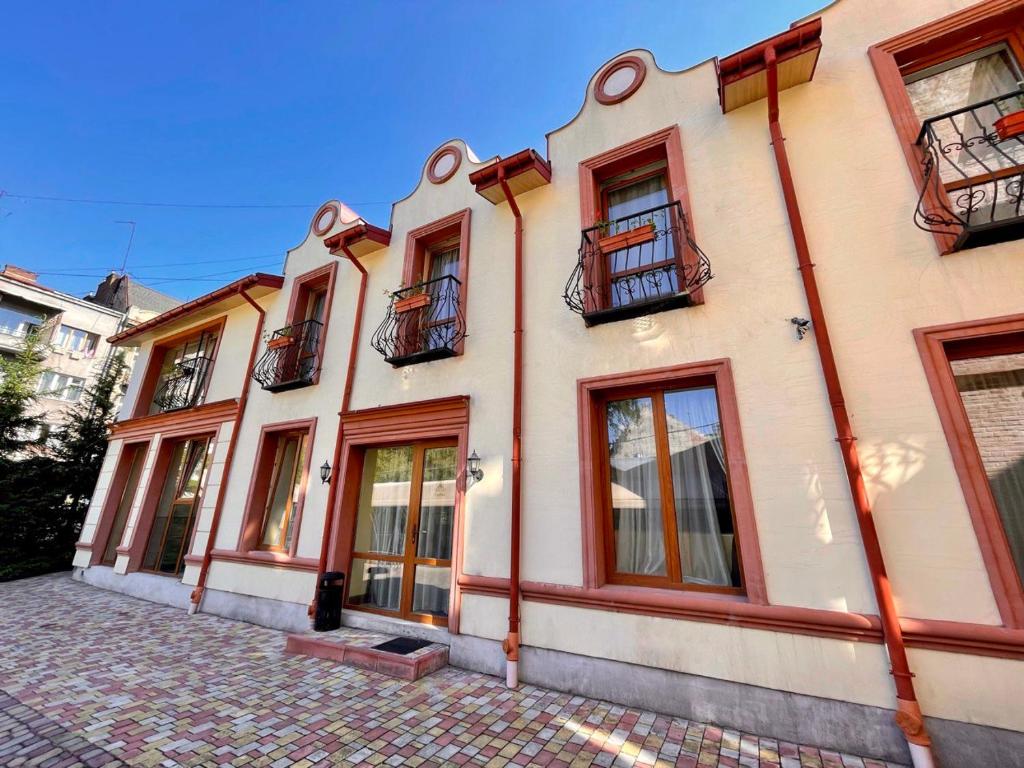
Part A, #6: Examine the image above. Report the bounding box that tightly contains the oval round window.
[428,146,462,184]
[312,202,339,236]
[595,57,647,105]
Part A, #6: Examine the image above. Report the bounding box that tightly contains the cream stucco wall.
[76,0,1024,734]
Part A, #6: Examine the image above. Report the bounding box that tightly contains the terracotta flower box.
[597,222,656,254]
[267,335,296,350]
[994,110,1024,141]
[395,292,432,314]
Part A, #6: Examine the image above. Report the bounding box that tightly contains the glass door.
[347,442,457,625]
[142,437,214,575]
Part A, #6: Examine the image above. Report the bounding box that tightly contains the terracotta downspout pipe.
[190,288,265,612]
[309,245,368,620]
[763,47,934,767]
[497,167,524,688]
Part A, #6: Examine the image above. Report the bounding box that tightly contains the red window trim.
[869,0,1024,255]
[236,417,317,560]
[283,262,338,386]
[401,209,472,357]
[90,439,151,566]
[577,360,766,605]
[327,395,470,633]
[578,125,704,306]
[915,312,1024,628]
[118,426,220,572]
[132,316,227,419]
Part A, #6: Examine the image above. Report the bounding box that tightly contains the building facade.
[0,266,180,441]
[72,1,1024,765]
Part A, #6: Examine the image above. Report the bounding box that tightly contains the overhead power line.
[1,191,390,209]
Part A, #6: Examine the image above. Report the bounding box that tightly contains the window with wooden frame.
[916,313,1024,628]
[255,263,337,391]
[570,126,710,326]
[97,443,147,566]
[871,3,1024,252]
[134,319,224,417]
[238,419,315,558]
[371,210,470,366]
[578,361,766,602]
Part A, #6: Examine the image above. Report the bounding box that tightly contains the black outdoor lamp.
[320,461,332,485]
[466,450,483,483]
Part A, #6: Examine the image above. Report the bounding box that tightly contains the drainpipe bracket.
[894,698,931,747]
[502,632,520,661]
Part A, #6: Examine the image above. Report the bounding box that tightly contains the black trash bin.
[313,571,345,632]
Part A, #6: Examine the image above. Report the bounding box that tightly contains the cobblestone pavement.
[0,574,906,768]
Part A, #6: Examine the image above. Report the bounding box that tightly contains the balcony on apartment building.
[564,200,713,327]
[251,319,324,392]
[371,274,466,366]
[152,356,213,412]
[916,90,1024,250]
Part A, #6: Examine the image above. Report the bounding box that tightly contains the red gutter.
[309,243,369,618]
[762,45,932,755]
[497,166,524,685]
[189,288,266,610]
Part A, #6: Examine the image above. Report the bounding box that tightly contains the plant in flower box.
[267,329,297,349]
[596,217,657,255]
[394,288,432,314]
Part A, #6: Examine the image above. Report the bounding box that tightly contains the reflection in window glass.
[606,396,666,576]
[952,351,1024,584]
[664,387,738,587]
[353,447,413,557]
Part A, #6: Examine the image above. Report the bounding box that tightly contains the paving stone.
[0,575,906,768]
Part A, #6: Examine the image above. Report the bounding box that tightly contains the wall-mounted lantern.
[320,461,332,485]
[466,450,484,483]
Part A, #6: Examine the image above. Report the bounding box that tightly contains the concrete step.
[285,626,448,681]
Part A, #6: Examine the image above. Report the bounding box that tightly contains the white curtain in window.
[607,397,667,576]
[665,388,733,586]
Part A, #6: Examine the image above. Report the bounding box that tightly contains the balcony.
[564,200,712,327]
[251,319,323,392]
[915,90,1024,251]
[152,356,212,412]
[371,275,466,366]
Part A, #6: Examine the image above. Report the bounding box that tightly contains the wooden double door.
[346,440,457,625]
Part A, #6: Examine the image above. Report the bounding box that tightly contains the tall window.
[949,344,1024,587]
[258,431,308,552]
[37,371,85,402]
[55,325,99,357]
[600,165,679,308]
[602,383,741,592]
[142,437,213,575]
[150,330,218,413]
[101,444,146,566]
[421,242,461,353]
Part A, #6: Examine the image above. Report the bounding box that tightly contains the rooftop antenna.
[115,220,136,274]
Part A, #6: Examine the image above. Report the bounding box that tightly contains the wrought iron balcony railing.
[915,89,1024,250]
[251,319,323,392]
[371,274,467,366]
[152,356,212,412]
[564,200,712,326]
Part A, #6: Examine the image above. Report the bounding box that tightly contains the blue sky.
[0,1,822,301]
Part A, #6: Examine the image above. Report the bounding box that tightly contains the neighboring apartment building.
[0,266,180,441]
[71,1,1024,765]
